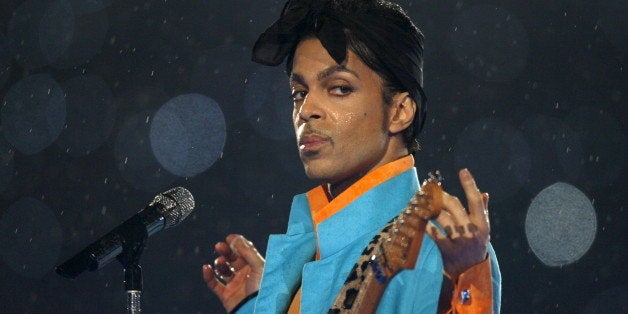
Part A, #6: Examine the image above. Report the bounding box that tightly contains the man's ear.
[388,92,417,134]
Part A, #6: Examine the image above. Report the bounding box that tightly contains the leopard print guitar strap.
[328,172,443,314]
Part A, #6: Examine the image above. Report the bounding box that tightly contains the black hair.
[284,1,422,153]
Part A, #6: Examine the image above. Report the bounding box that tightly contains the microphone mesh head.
[153,187,195,228]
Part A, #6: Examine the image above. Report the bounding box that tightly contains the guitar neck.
[339,266,388,313]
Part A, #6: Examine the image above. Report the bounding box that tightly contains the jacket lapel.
[255,194,317,313]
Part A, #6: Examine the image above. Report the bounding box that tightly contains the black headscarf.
[252,0,427,138]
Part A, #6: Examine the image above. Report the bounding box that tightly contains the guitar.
[328,171,444,313]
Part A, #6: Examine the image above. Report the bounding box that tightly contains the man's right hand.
[202,234,265,313]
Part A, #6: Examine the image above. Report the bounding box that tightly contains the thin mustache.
[297,125,332,142]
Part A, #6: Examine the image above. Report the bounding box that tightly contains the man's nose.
[298,92,323,121]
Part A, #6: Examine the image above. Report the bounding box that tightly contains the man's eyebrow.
[290,65,360,86]
[317,65,359,81]
[290,73,306,87]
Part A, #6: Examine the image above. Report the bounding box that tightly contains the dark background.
[0,0,625,313]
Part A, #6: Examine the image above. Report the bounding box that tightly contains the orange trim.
[306,155,415,225]
[448,257,493,314]
[287,287,302,314]
[305,186,330,215]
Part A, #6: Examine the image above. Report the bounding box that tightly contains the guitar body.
[329,172,444,313]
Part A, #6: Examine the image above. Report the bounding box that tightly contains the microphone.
[56,187,195,278]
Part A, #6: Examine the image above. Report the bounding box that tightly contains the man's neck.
[325,151,411,199]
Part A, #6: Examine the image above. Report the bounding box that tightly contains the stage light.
[1,74,66,155]
[244,65,294,140]
[150,93,226,177]
[448,5,529,82]
[0,197,63,279]
[453,118,531,202]
[114,111,177,193]
[55,74,116,156]
[525,182,597,266]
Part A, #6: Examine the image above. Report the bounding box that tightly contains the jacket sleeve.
[443,244,501,314]
[231,292,258,314]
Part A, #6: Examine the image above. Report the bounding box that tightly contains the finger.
[440,192,469,228]
[227,235,265,273]
[215,241,247,272]
[213,256,234,282]
[428,223,453,252]
[432,210,459,239]
[480,192,490,230]
[202,264,225,295]
[458,169,484,222]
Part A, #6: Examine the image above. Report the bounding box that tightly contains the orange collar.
[306,155,415,225]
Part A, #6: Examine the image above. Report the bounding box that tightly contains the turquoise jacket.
[237,167,501,313]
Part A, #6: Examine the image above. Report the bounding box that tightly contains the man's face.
[290,38,396,190]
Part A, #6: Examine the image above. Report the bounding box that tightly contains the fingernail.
[230,238,241,255]
[460,168,470,179]
[230,236,251,255]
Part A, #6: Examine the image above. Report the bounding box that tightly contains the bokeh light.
[0,34,13,89]
[244,65,294,140]
[245,0,284,45]
[67,0,112,15]
[189,43,251,121]
[51,2,109,69]
[453,118,531,202]
[150,93,226,178]
[0,197,63,279]
[1,73,66,155]
[525,182,597,266]
[564,106,626,190]
[114,111,177,193]
[519,115,584,193]
[597,0,627,53]
[448,5,529,82]
[55,74,116,157]
[585,286,628,313]
[0,136,15,193]
[8,0,75,69]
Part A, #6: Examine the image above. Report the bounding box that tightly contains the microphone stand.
[116,220,150,313]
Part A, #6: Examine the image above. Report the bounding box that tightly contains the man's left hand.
[428,168,490,281]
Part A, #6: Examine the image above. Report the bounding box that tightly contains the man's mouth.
[298,133,330,152]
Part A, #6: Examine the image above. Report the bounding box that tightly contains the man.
[202,0,501,313]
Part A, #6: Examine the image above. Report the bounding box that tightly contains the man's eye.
[290,90,307,101]
[330,86,354,96]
